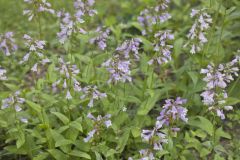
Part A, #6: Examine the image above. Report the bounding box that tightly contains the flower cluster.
[89,27,110,50]
[1,91,27,123]
[80,85,107,107]
[138,0,171,35]
[185,9,212,54]
[57,0,97,44]
[23,0,55,21]
[20,34,50,72]
[200,59,239,119]
[116,38,142,60]
[141,120,168,156]
[139,97,187,159]
[0,67,7,80]
[0,32,18,56]
[84,113,111,142]
[74,0,97,23]
[102,55,132,84]
[53,58,81,99]
[148,30,174,65]
[157,97,188,130]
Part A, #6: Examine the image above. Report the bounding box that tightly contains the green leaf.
[48,149,68,160]
[69,150,91,159]
[69,120,83,132]
[215,127,231,142]
[187,71,198,86]
[16,130,25,149]
[33,152,49,160]
[55,139,73,147]
[95,152,103,160]
[188,116,214,136]
[137,92,161,115]
[51,112,70,125]
[116,129,130,153]
[26,100,41,113]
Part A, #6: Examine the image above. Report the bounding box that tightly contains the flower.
[185,9,212,54]
[0,67,7,80]
[89,27,110,50]
[1,91,26,123]
[157,97,188,127]
[200,59,239,119]
[0,32,18,56]
[74,0,97,23]
[148,30,174,65]
[23,0,55,21]
[80,85,107,107]
[102,55,132,84]
[84,113,112,142]
[20,34,49,72]
[53,58,81,99]
[116,38,142,60]
[138,0,171,35]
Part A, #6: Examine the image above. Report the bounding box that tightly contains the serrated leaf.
[69,121,83,132]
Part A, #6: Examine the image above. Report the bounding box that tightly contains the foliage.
[0,0,240,160]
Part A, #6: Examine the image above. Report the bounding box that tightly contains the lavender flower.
[53,58,81,99]
[23,0,55,21]
[0,32,18,56]
[102,55,132,84]
[185,9,212,54]
[148,30,174,65]
[74,0,97,23]
[80,85,107,107]
[116,38,142,60]
[1,91,25,112]
[20,34,49,72]
[84,113,112,142]
[157,97,188,127]
[0,67,7,80]
[89,27,110,50]
[200,59,239,119]
[57,11,75,44]
[138,0,171,35]
[140,120,168,159]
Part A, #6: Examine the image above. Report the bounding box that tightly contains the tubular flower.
[23,0,55,21]
[185,9,212,54]
[0,32,18,56]
[200,59,239,119]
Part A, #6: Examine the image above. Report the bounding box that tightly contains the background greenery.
[0,0,240,159]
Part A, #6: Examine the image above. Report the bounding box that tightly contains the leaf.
[174,38,184,57]
[69,150,91,159]
[55,139,73,147]
[116,129,130,153]
[51,112,70,125]
[69,120,83,132]
[48,149,68,160]
[215,127,231,142]
[33,152,49,160]
[188,116,214,136]
[187,71,198,86]
[95,152,103,160]
[137,92,161,115]
[3,83,19,91]
[16,130,25,149]
[26,100,41,113]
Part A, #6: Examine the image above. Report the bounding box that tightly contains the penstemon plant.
[0,0,240,160]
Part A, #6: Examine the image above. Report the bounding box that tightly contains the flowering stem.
[37,13,42,39]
